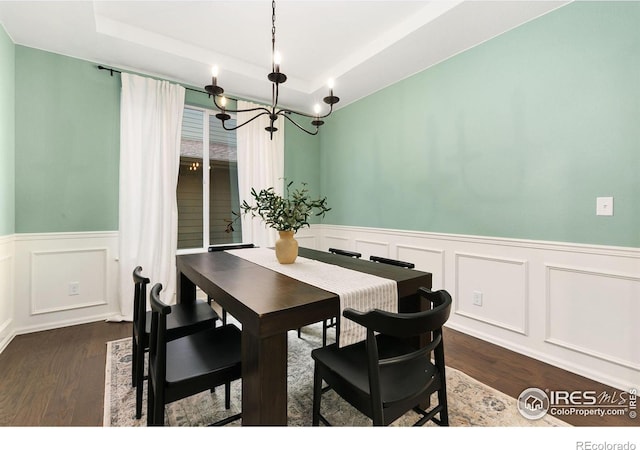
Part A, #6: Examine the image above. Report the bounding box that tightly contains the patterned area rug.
[104,323,568,427]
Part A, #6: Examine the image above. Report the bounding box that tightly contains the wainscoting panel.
[12,232,120,335]
[294,234,318,249]
[294,228,321,251]
[455,252,528,335]
[317,224,640,390]
[0,235,14,353]
[546,264,640,370]
[4,226,639,391]
[30,248,108,314]
[354,239,390,259]
[323,235,352,253]
[397,244,445,290]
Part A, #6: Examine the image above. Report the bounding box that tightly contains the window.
[177,106,242,250]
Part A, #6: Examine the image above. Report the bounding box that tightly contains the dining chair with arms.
[297,247,363,346]
[369,255,415,269]
[147,283,243,426]
[131,266,219,419]
[311,287,452,426]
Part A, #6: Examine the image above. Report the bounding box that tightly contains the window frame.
[176,105,239,255]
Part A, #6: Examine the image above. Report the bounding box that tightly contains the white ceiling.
[0,0,570,113]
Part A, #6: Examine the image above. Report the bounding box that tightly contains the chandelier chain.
[272,0,276,53]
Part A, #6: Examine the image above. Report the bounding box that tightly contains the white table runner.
[226,247,397,347]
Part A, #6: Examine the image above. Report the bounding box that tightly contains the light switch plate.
[596,197,614,216]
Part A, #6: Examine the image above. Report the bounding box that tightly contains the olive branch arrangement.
[224,181,330,233]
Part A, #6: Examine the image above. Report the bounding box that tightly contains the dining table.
[176,246,433,426]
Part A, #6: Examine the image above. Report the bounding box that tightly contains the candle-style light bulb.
[273,51,282,72]
[327,78,335,90]
[220,96,227,108]
[211,65,219,86]
[314,104,321,116]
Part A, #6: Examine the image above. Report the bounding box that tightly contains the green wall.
[14,46,120,233]
[284,121,321,191]
[8,2,639,247]
[284,121,323,224]
[320,1,640,248]
[0,25,15,236]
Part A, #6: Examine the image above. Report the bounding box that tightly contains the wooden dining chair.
[207,243,255,324]
[131,266,219,419]
[369,255,415,269]
[311,288,452,426]
[297,247,362,346]
[147,283,242,426]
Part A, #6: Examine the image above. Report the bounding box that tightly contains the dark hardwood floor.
[0,321,634,426]
[0,321,130,426]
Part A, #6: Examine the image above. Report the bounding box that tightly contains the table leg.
[241,330,288,425]
[177,271,196,304]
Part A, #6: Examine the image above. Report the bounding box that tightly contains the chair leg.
[225,381,231,409]
[153,383,165,426]
[322,321,327,347]
[297,327,302,338]
[312,364,322,426]
[146,377,155,426]
[134,337,145,419]
[209,297,228,327]
[131,336,137,387]
[437,383,449,426]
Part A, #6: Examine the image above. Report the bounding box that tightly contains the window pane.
[177,108,204,249]
[209,116,242,244]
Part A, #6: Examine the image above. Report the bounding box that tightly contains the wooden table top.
[176,247,432,338]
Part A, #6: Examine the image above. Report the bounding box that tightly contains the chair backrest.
[344,288,451,341]
[148,283,171,389]
[344,288,451,423]
[329,248,362,258]
[369,255,415,269]
[132,266,150,335]
[209,243,255,252]
[343,288,452,426]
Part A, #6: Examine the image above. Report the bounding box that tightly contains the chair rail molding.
[315,224,640,391]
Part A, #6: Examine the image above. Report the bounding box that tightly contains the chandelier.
[204,0,339,140]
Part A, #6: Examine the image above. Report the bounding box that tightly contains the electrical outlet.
[472,291,483,306]
[68,282,80,296]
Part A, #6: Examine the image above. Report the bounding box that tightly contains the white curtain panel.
[116,73,185,320]
[236,100,285,248]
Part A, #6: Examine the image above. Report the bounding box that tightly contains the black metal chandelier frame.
[204,0,339,140]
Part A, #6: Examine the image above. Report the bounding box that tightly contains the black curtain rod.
[97,65,237,100]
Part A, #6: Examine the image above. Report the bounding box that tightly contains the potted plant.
[225,181,330,263]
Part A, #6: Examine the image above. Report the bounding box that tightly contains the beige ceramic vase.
[275,230,298,264]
